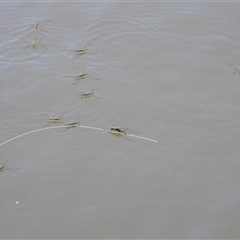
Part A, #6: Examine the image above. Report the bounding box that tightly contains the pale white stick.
[101,129,157,143]
[0,125,157,147]
[126,134,158,143]
[80,126,105,131]
[0,126,66,147]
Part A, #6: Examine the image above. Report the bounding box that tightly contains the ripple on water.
[0,17,84,66]
[66,10,170,59]
[56,10,172,134]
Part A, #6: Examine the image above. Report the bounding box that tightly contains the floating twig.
[0,125,157,147]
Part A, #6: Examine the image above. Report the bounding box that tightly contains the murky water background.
[1,2,240,239]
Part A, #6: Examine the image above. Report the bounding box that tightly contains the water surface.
[0,2,240,239]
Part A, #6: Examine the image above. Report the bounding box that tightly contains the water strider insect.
[60,116,85,132]
[232,65,240,76]
[78,89,104,105]
[42,112,67,127]
[27,19,51,31]
[63,69,99,84]
[0,160,21,173]
[21,36,46,50]
[0,161,7,172]
[62,45,96,60]
[110,126,127,135]
[73,48,88,56]
[61,121,79,132]
[108,124,134,136]
[104,124,134,141]
[103,124,158,142]
[64,69,87,84]
[225,62,240,75]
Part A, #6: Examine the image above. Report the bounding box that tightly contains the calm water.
[1,2,240,239]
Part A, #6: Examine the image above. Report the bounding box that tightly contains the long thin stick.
[79,126,157,142]
[125,133,157,143]
[0,125,157,147]
[0,126,66,147]
[80,125,105,131]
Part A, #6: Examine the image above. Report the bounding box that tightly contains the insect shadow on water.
[20,36,46,50]
[63,68,99,85]
[27,19,51,31]
[0,160,21,173]
[225,62,240,76]
[77,89,104,106]
[41,112,67,127]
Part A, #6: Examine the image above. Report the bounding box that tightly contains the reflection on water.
[1,2,240,239]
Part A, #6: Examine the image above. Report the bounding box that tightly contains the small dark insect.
[74,48,88,56]
[110,126,127,135]
[110,124,135,135]
[108,124,137,137]
[105,125,133,142]
[105,124,136,142]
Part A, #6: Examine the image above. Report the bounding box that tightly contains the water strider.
[78,89,104,105]
[225,62,240,75]
[0,161,21,173]
[103,124,157,143]
[42,112,67,127]
[60,116,85,132]
[232,65,240,75]
[110,126,127,135]
[63,69,99,84]
[64,68,87,84]
[73,48,88,56]
[21,36,46,50]
[62,45,96,60]
[106,124,136,139]
[27,19,51,31]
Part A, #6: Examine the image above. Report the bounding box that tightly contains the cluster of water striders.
[0,19,158,172]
